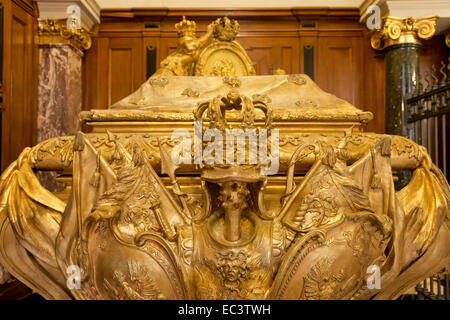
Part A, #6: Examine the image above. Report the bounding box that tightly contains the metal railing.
[404,58,449,300]
[415,275,450,300]
[407,59,449,179]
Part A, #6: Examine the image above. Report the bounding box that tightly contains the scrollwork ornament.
[370,32,383,50]
[38,19,91,51]
[386,20,403,40]
[370,16,438,50]
[416,19,436,39]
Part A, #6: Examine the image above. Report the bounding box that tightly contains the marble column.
[37,19,91,142]
[371,16,438,139]
[37,19,91,190]
[37,44,83,142]
[371,16,438,188]
[384,43,421,139]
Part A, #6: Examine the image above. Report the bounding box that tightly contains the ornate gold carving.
[301,257,347,300]
[38,19,91,51]
[193,41,256,76]
[210,59,237,76]
[175,16,197,37]
[293,179,342,232]
[215,250,250,297]
[148,16,254,77]
[295,99,318,108]
[0,16,449,301]
[193,89,272,136]
[181,88,200,97]
[153,17,215,76]
[288,74,307,85]
[104,260,165,300]
[371,16,438,50]
[149,77,169,87]
[222,76,241,88]
[213,17,240,41]
[192,17,255,77]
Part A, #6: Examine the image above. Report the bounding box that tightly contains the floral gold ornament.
[370,16,438,50]
[38,19,91,51]
[193,17,256,76]
[213,17,240,41]
[0,17,449,300]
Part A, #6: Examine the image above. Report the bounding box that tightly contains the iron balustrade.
[405,58,449,300]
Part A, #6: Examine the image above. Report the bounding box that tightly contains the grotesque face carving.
[216,250,249,283]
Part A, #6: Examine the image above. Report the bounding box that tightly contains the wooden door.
[1,0,38,171]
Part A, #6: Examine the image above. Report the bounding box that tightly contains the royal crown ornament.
[213,17,240,41]
[175,16,198,37]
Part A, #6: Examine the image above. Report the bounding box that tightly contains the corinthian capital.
[371,16,439,50]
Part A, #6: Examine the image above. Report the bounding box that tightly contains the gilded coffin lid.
[80,74,373,125]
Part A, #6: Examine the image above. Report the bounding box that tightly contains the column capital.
[371,16,439,50]
[36,0,101,31]
[38,18,91,51]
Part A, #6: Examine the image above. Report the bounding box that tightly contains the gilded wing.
[0,148,71,299]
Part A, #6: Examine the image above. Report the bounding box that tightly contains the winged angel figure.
[0,90,449,300]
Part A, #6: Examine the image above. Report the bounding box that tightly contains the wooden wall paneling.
[83,31,99,111]
[84,36,146,109]
[299,30,319,80]
[94,37,110,109]
[362,30,385,134]
[108,43,133,105]
[238,37,300,75]
[236,18,300,75]
[160,37,178,63]
[239,38,275,75]
[1,0,38,171]
[107,37,144,106]
[317,35,363,109]
[83,34,98,110]
[280,45,295,74]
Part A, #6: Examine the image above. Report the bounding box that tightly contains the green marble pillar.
[384,43,421,140]
[370,16,438,189]
[384,43,421,189]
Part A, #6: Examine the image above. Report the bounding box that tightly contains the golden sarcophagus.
[0,17,448,300]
